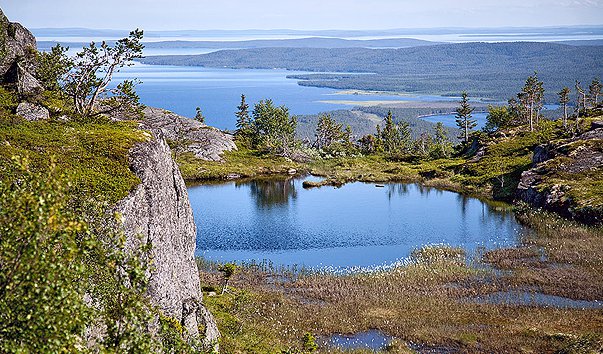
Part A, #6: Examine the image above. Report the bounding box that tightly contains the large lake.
[190,176,524,270]
[112,63,461,131]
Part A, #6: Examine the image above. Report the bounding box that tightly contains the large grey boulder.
[0,9,43,95]
[115,131,219,348]
[16,102,49,121]
[143,107,236,161]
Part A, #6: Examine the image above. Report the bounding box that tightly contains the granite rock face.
[115,131,219,347]
[0,9,43,95]
[143,107,236,161]
[516,123,603,224]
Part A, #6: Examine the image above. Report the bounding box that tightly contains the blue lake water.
[112,63,460,131]
[325,330,393,351]
[421,112,489,130]
[190,176,524,270]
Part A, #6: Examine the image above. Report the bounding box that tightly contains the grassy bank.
[177,120,566,200]
[198,210,603,353]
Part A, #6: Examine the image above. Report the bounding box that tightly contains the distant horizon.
[29,24,603,32]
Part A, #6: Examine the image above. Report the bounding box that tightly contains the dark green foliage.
[251,99,297,157]
[195,106,205,123]
[235,94,253,146]
[35,43,71,91]
[377,110,411,155]
[484,105,513,133]
[455,92,476,142]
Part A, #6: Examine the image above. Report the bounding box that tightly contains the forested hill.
[140,42,603,101]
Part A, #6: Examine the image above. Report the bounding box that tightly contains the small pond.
[190,176,525,270]
[324,330,393,351]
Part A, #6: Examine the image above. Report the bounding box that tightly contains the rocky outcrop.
[516,122,603,224]
[16,101,49,121]
[143,107,236,161]
[0,9,42,95]
[115,131,219,348]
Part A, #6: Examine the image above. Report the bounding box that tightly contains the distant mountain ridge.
[37,37,440,51]
[32,25,603,39]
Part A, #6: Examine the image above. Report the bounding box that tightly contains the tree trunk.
[221,279,229,295]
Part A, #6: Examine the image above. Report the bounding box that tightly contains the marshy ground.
[198,208,603,353]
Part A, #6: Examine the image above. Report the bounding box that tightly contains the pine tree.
[455,92,476,143]
[520,73,544,131]
[194,106,205,123]
[558,87,571,128]
[315,113,344,150]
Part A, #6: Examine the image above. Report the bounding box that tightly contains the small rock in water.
[375,184,385,188]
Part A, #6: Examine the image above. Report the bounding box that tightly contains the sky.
[2,0,603,30]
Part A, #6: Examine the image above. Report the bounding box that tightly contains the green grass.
[177,147,307,181]
[0,113,148,204]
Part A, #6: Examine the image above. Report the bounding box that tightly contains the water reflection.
[189,176,525,269]
[243,177,297,208]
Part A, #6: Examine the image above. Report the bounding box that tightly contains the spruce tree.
[235,94,253,145]
[235,94,250,131]
[455,92,476,143]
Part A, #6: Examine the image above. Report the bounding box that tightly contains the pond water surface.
[190,176,525,270]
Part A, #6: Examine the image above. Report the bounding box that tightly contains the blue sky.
[2,0,603,30]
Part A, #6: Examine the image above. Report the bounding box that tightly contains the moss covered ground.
[0,112,148,204]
